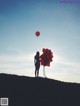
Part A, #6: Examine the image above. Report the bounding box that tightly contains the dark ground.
[0,73,80,106]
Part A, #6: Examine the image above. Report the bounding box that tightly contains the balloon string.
[43,66,46,78]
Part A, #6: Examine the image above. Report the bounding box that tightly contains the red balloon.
[35,31,40,37]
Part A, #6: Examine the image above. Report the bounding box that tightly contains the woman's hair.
[36,51,40,56]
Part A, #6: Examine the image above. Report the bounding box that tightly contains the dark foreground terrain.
[0,73,80,106]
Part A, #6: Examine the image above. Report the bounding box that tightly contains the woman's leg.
[36,70,38,77]
[38,70,39,77]
[35,66,37,77]
[35,70,36,77]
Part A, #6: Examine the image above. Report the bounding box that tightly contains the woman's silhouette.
[34,51,40,77]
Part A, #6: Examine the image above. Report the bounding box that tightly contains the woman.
[34,51,40,77]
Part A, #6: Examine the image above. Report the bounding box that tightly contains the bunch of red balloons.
[40,48,53,67]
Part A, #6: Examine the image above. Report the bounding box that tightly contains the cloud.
[0,53,34,62]
[0,64,13,69]
[53,53,80,70]
[0,52,35,75]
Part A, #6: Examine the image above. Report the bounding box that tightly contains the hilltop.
[0,73,80,106]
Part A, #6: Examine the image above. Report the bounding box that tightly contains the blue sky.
[0,0,80,83]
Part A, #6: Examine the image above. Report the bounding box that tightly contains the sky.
[0,0,80,83]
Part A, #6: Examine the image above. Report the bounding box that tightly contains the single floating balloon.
[35,31,40,37]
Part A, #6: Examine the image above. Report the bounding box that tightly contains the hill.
[0,73,80,106]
